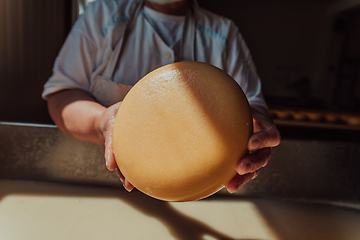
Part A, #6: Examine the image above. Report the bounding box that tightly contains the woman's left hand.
[226,106,281,193]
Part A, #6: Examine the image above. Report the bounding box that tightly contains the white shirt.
[42,0,267,108]
[143,6,184,48]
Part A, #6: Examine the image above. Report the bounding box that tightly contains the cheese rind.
[113,62,252,202]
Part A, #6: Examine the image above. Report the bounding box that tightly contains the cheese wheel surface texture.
[113,62,253,202]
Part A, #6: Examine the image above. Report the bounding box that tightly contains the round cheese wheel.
[113,61,253,202]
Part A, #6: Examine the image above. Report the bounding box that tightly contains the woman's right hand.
[47,89,134,191]
[99,102,134,192]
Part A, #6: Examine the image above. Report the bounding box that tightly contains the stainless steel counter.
[1,122,359,204]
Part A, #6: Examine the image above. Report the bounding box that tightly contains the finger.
[225,171,258,193]
[104,131,118,171]
[104,116,117,171]
[248,126,281,151]
[124,179,134,192]
[251,107,273,132]
[252,169,261,180]
[116,168,134,192]
[236,148,271,175]
[101,102,122,170]
[116,168,125,183]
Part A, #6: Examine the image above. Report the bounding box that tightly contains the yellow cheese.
[113,62,252,202]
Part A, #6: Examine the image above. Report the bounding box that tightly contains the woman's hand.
[226,105,281,193]
[47,89,134,192]
[100,102,134,192]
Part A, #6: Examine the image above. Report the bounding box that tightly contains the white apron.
[91,1,196,107]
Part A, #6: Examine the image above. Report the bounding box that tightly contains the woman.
[43,0,280,193]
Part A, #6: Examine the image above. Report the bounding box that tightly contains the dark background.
[1,0,359,140]
[0,0,72,123]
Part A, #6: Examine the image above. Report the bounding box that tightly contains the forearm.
[47,89,106,145]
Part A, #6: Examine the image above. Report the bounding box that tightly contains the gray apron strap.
[180,3,196,61]
[103,1,144,79]
[91,1,143,107]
